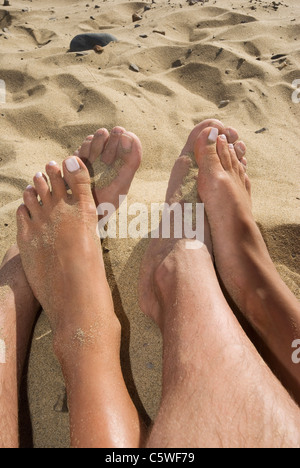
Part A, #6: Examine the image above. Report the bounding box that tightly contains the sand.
[0,0,299,448]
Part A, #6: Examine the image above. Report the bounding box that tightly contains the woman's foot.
[17,157,118,344]
[194,127,300,397]
[74,127,142,211]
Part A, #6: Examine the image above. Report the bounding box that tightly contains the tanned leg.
[194,127,300,399]
[0,246,40,448]
[17,139,143,447]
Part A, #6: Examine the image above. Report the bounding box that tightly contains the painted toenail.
[220,134,227,141]
[35,172,43,178]
[208,127,218,144]
[66,157,80,173]
[121,133,133,152]
[229,143,234,149]
[48,161,57,166]
[26,185,33,190]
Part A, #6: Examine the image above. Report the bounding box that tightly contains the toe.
[89,128,110,164]
[194,127,224,172]
[33,172,51,205]
[224,127,239,144]
[228,143,240,172]
[234,141,247,161]
[217,135,232,170]
[77,135,94,160]
[46,161,67,200]
[101,127,126,165]
[16,204,31,239]
[63,156,93,202]
[23,185,41,217]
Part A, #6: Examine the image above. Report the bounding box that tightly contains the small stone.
[172,59,183,68]
[139,34,148,38]
[153,30,166,36]
[94,45,104,54]
[218,100,230,108]
[132,13,142,22]
[77,104,84,113]
[90,16,96,20]
[129,63,140,72]
[255,127,268,134]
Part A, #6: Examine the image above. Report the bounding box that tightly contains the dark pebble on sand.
[255,128,268,134]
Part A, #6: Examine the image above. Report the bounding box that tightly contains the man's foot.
[16,157,120,347]
[74,127,142,211]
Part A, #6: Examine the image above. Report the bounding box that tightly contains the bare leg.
[0,246,40,448]
[194,128,300,398]
[139,153,300,448]
[17,130,143,447]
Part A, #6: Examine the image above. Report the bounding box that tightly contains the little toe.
[89,128,110,164]
[101,127,126,165]
[63,156,93,202]
[33,172,51,205]
[46,161,67,200]
[23,185,41,217]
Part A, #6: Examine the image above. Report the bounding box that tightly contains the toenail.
[48,161,57,166]
[66,157,81,173]
[112,128,124,135]
[208,127,218,144]
[229,143,234,149]
[241,157,247,166]
[35,172,43,178]
[26,185,33,190]
[219,134,227,141]
[121,133,133,152]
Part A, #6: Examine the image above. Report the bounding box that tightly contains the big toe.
[63,156,93,202]
[194,127,223,172]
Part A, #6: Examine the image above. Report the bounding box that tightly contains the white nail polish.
[220,134,227,141]
[26,185,33,190]
[48,161,57,166]
[66,157,80,173]
[229,143,234,149]
[35,172,43,178]
[208,127,218,143]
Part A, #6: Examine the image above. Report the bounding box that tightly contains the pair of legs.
[0,121,299,447]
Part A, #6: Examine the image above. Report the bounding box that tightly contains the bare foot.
[194,127,300,396]
[139,119,245,328]
[74,126,142,211]
[16,157,120,346]
[17,156,143,447]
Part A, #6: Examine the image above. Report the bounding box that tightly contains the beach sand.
[0,0,299,447]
